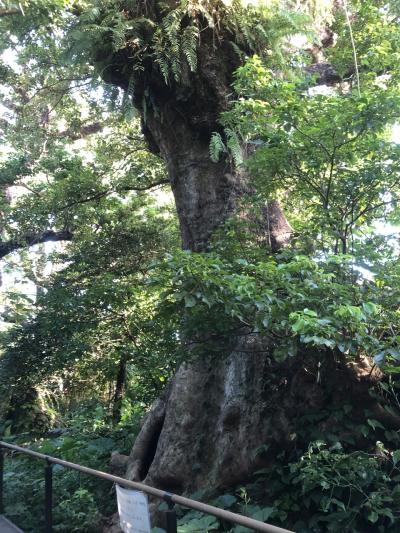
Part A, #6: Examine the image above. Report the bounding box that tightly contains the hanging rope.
[343,0,361,97]
[265,200,272,248]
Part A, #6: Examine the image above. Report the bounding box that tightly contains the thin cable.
[343,0,361,97]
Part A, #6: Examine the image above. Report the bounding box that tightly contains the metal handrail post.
[165,508,177,533]
[44,461,53,533]
[0,448,4,515]
[164,493,177,533]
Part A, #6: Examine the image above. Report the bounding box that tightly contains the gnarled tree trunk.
[126,344,391,501]
[127,336,288,494]
[119,75,296,501]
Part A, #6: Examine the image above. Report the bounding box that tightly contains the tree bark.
[130,336,288,494]
[144,105,244,251]
[126,344,390,501]
[0,8,20,17]
[105,77,300,508]
[121,76,296,502]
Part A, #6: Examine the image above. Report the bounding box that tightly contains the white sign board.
[116,485,151,533]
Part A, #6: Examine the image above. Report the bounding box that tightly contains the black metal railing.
[0,441,294,533]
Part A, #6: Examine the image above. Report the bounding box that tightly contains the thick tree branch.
[0,8,20,17]
[263,200,293,252]
[58,180,170,211]
[0,180,168,258]
[0,229,73,259]
[59,121,104,140]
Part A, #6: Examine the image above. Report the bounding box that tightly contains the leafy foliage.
[0,195,180,429]
[68,0,313,86]
[216,48,400,255]
[149,250,399,367]
[190,439,400,532]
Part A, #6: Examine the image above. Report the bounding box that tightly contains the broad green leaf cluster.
[150,250,400,367]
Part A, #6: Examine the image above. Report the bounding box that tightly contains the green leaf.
[251,506,274,521]
[367,419,385,431]
[184,295,196,308]
[387,348,400,360]
[214,494,237,508]
[178,515,219,532]
[392,450,400,465]
[273,345,288,362]
[362,302,378,315]
[374,351,385,366]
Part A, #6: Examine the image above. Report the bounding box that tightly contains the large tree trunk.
[129,99,296,493]
[98,33,292,252]
[103,85,296,531]
[127,336,285,493]
[95,16,386,529]
[120,89,297,499]
[90,81,292,526]
[145,105,242,251]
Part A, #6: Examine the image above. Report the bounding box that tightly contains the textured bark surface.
[98,29,245,250]
[111,52,298,506]
[131,336,286,493]
[144,103,243,251]
[139,37,246,251]
[105,344,392,531]
[0,229,73,259]
[122,341,393,515]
